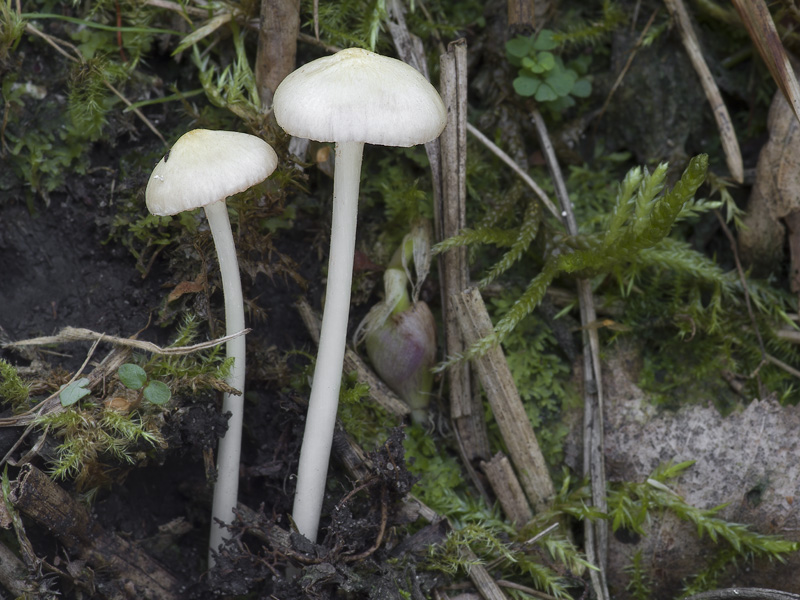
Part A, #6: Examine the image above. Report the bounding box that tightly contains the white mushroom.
[273,48,446,542]
[145,129,278,562]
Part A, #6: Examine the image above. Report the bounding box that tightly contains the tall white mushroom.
[272,48,446,542]
[145,129,278,562]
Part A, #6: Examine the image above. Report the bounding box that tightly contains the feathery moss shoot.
[436,154,708,368]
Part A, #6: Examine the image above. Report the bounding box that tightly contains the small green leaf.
[506,36,533,58]
[59,378,91,407]
[118,364,147,390]
[545,69,577,97]
[570,54,592,75]
[571,77,592,98]
[536,51,556,71]
[535,82,559,102]
[143,381,171,406]
[532,29,558,51]
[513,76,541,97]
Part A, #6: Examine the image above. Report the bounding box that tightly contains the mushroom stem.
[292,140,364,541]
[204,200,247,560]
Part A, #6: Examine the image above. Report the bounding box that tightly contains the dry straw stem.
[451,287,555,512]
[664,0,743,183]
[731,0,800,127]
[438,39,492,463]
[464,546,510,600]
[295,299,410,418]
[481,452,533,525]
[530,108,610,600]
[5,326,249,356]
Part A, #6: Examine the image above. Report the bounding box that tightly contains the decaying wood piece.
[530,108,610,600]
[739,86,800,292]
[438,40,491,463]
[0,539,34,598]
[296,298,411,418]
[481,453,533,525]
[452,288,554,511]
[254,0,300,107]
[507,0,535,35]
[664,0,743,183]
[9,464,180,600]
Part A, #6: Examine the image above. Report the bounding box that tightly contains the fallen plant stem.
[686,589,800,600]
[295,299,410,418]
[466,121,561,220]
[451,287,555,511]
[664,0,743,182]
[530,107,610,600]
[497,579,561,600]
[5,326,250,356]
[438,39,491,462]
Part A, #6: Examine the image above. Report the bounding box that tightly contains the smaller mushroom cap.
[146,129,278,216]
[273,48,447,148]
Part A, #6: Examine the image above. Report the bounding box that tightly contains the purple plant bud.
[365,300,436,423]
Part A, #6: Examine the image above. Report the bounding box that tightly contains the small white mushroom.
[145,129,278,563]
[273,48,446,542]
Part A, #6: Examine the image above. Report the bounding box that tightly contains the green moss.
[0,359,29,411]
[488,294,576,470]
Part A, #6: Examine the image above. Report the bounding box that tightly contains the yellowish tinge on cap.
[146,129,279,216]
[273,48,447,147]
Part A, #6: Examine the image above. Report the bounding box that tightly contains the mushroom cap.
[273,48,447,147]
[146,129,278,216]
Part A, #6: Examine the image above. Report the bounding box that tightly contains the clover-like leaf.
[571,77,592,98]
[118,363,147,390]
[513,75,541,97]
[143,381,171,406]
[59,378,91,407]
[506,36,534,58]
[521,56,542,72]
[534,82,559,102]
[532,29,558,51]
[536,51,556,72]
[545,69,577,97]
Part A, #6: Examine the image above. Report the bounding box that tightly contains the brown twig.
[341,487,389,563]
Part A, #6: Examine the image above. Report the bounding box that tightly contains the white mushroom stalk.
[144,129,278,563]
[273,48,446,542]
